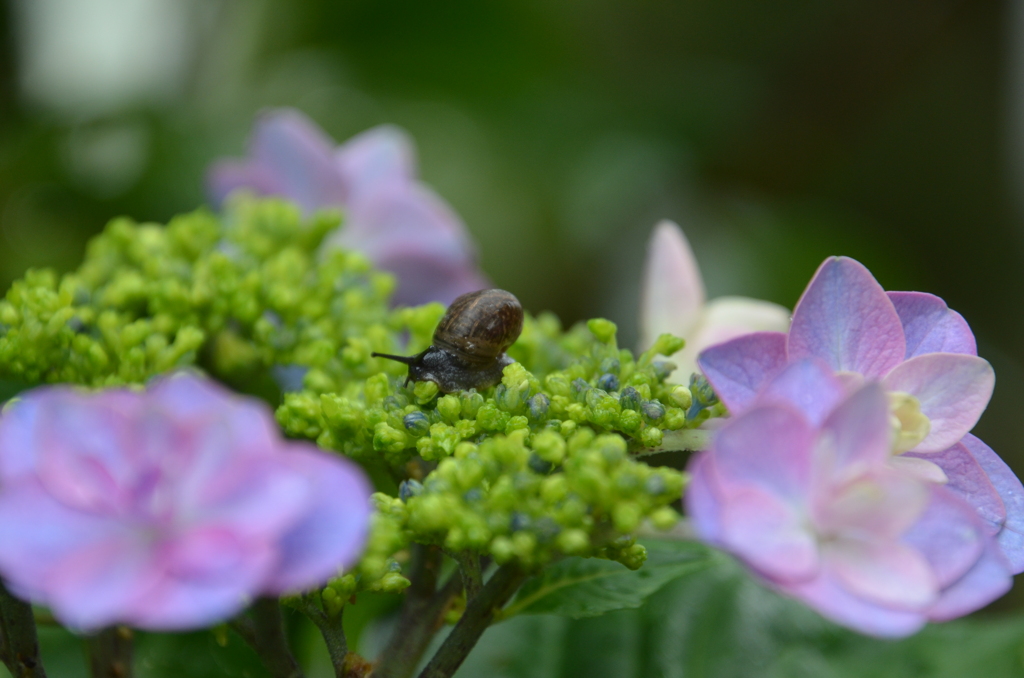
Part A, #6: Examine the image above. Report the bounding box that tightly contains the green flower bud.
[619,386,642,411]
[532,429,566,464]
[587,318,618,344]
[640,426,663,448]
[668,385,693,409]
[413,380,439,404]
[403,411,430,436]
[373,422,408,453]
[618,409,642,434]
[613,502,641,532]
[490,536,515,563]
[557,529,589,555]
[650,506,679,530]
[460,390,485,418]
[437,394,461,422]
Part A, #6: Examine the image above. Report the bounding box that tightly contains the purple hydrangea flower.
[687,361,1012,637]
[207,108,489,307]
[697,256,1024,570]
[0,373,372,631]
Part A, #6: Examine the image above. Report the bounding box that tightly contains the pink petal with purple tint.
[719,485,818,582]
[815,383,894,478]
[927,539,1012,622]
[754,359,845,426]
[335,125,416,205]
[697,332,788,413]
[901,487,985,588]
[788,257,906,378]
[713,404,815,500]
[638,221,707,351]
[684,453,724,543]
[904,442,1005,534]
[959,433,1024,573]
[882,353,994,453]
[887,291,977,358]
[784,569,927,637]
[246,109,347,214]
[825,538,937,610]
[261,447,373,593]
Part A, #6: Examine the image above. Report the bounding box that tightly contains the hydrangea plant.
[0,127,1019,678]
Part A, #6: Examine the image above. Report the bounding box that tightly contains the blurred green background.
[2,0,1023,589]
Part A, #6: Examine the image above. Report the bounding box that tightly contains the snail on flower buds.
[372,289,524,393]
[370,288,524,393]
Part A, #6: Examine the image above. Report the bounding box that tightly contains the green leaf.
[459,549,1024,678]
[501,538,714,619]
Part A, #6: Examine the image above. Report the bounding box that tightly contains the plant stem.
[86,627,133,678]
[0,582,46,678]
[295,593,348,678]
[416,563,527,678]
[454,553,482,603]
[375,546,461,678]
[248,598,304,678]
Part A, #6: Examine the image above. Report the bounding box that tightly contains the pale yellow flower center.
[889,391,930,454]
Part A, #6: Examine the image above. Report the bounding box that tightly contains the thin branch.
[245,598,304,678]
[416,563,527,678]
[86,627,133,678]
[454,553,482,603]
[374,545,462,678]
[0,581,47,678]
[294,593,350,678]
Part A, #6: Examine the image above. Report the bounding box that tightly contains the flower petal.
[335,125,416,205]
[825,538,937,610]
[261,447,373,593]
[0,480,126,605]
[712,404,815,501]
[788,257,906,378]
[671,296,791,379]
[697,332,788,413]
[816,382,894,479]
[882,353,994,453]
[326,183,482,306]
[638,221,706,352]
[887,291,977,358]
[904,442,1004,534]
[783,569,926,638]
[684,452,724,542]
[719,485,818,582]
[244,109,347,214]
[814,469,929,540]
[928,539,1012,622]
[959,433,1024,573]
[755,359,845,426]
[901,487,985,589]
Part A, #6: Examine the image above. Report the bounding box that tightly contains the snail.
[372,289,524,393]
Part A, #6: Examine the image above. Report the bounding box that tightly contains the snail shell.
[433,289,523,363]
[370,288,524,393]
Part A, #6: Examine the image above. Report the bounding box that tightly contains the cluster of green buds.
[0,195,723,587]
[278,319,710,569]
[0,197,398,390]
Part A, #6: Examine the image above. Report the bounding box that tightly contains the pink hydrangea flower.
[639,221,790,379]
[0,373,372,631]
[697,256,1024,569]
[687,361,1012,637]
[207,108,488,307]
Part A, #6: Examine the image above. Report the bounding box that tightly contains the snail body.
[372,289,524,393]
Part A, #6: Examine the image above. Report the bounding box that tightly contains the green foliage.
[457,545,1024,678]
[502,539,713,619]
